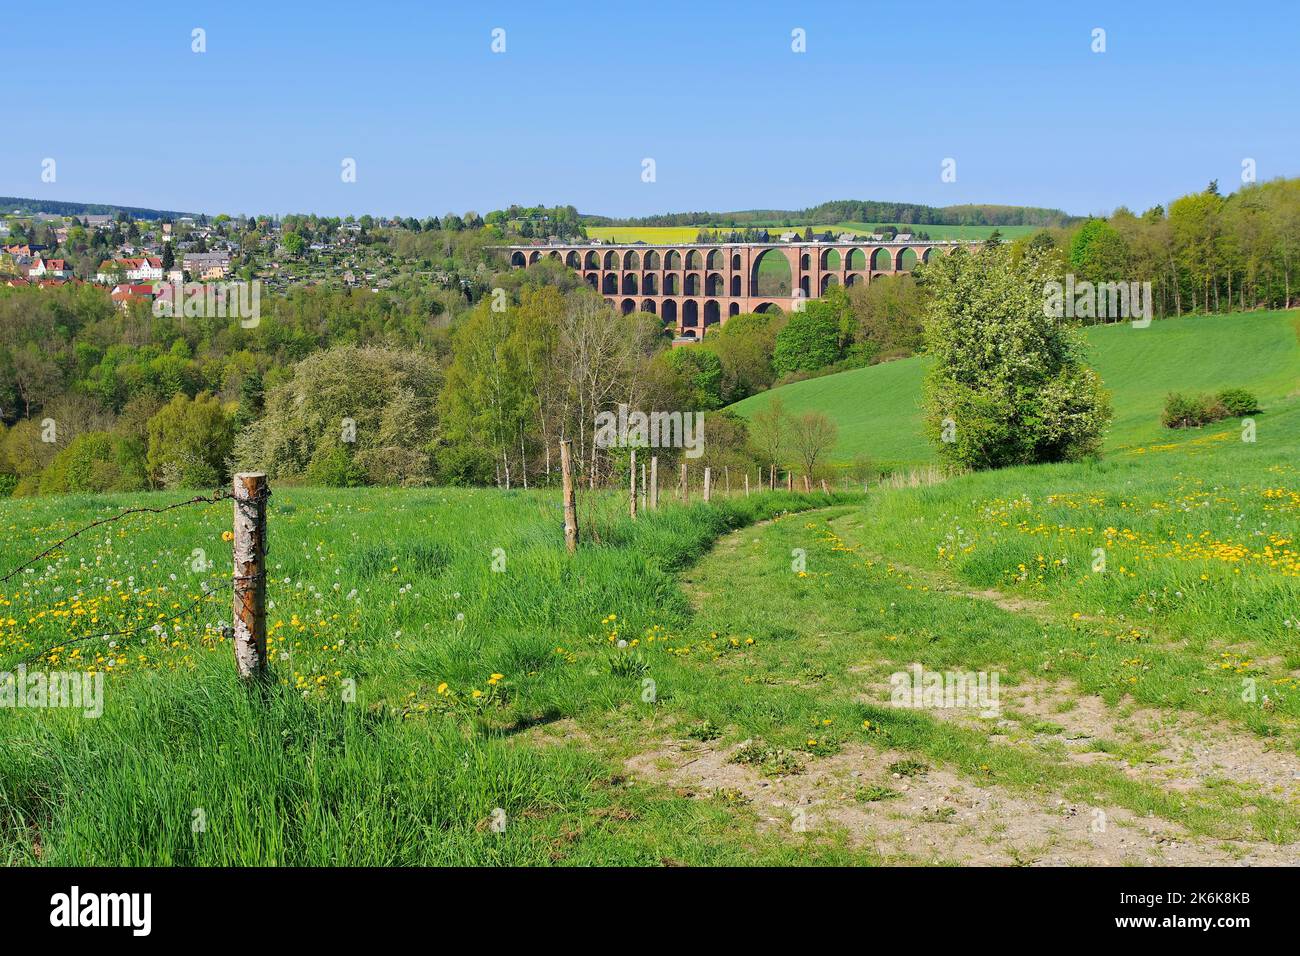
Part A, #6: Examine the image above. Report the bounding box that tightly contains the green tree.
[234,346,439,485]
[848,274,926,362]
[1068,218,1130,287]
[146,392,234,488]
[438,302,531,485]
[704,312,778,404]
[772,306,840,376]
[1169,189,1224,312]
[919,247,1111,470]
[665,346,724,410]
[39,431,146,494]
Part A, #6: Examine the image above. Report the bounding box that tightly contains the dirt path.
[626,736,1296,866]
[625,507,1300,866]
[855,673,1300,803]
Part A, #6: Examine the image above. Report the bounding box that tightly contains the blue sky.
[5,1,1297,219]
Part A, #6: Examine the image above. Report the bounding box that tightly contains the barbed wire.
[9,577,235,667]
[0,482,270,586]
[0,475,273,674]
[0,483,271,660]
[0,488,234,585]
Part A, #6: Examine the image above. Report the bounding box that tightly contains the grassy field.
[730,310,1300,467]
[0,486,873,864]
[664,393,1300,860]
[2,311,1298,866]
[583,223,1021,244]
[584,226,703,244]
[828,221,1037,241]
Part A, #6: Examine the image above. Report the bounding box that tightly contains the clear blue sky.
[5,0,1297,219]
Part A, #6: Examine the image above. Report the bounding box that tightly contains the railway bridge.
[503,238,968,339]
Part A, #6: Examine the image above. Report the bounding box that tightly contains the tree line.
[2,175,1298,497]
[1010,178,1300,316]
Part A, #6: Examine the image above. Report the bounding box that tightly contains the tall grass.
[0,486,849,864]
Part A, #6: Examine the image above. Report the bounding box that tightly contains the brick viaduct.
[503,239,968,339]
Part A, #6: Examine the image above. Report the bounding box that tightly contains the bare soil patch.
[626,737,1298,866]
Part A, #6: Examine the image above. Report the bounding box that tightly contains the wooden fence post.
[744,473,750,497]
[681,462,688,503]
[629,448,637,520]
[232,472,268,680]
[724,465,730,496]
[770,464,775,491]
[641,459,647,512]
[821,478,829,494]
[560,439,578,553]
[703,466,711,503]
[804,474,811,493]
[650,456,658,510]
[786,471,792,492]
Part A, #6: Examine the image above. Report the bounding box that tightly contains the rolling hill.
[729,310,1300,467]
[0,196,195,220]
[583,222,1031,244]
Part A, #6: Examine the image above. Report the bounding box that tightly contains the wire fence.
[0,486,248,667]
[0,488,234,585]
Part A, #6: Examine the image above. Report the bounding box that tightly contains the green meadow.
[730,309,1300,466]
[827,221,1037,241]
[1,309,1298,865]
[583,222,1022,244]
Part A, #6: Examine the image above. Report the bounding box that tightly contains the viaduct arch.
[503,238,969,340]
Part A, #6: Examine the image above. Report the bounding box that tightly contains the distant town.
[1,202,954,314]
[0,208,410,310]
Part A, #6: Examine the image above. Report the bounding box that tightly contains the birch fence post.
[560,439,579,553]
[232,472,268,680]
[650,456,659,510]
[703,466,711,503]
[629,448,638,519]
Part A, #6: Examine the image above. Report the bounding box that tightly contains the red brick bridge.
[503,239,968,339]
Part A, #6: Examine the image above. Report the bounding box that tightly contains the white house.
[96,256,164,283]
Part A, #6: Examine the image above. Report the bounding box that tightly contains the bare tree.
[788,410,838,479]
[747,396,789,470]
[554,293,654,486]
